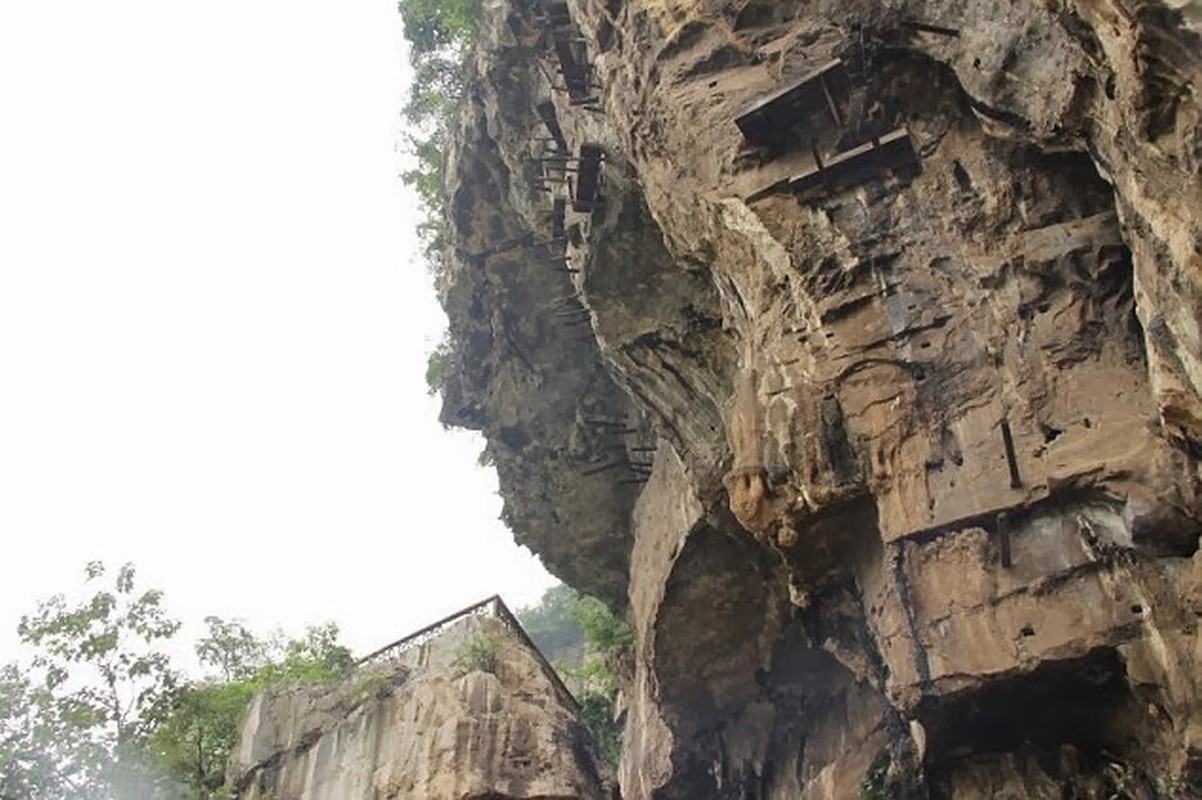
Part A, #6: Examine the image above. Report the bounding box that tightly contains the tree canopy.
[398,0,484,265]
[7,561,180,798]
[517,585,632,768]
[397,0,485,397]
[1,562,352,800]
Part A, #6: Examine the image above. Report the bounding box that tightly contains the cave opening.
[919,647,1155,793]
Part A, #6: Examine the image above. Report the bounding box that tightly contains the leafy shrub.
[425,336,453,396]
[397,0,484,267]
[454,634,499,675]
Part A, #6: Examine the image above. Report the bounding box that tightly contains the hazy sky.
[0,0,556,663]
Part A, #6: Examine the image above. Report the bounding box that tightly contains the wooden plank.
[544,0,572,28]
[735,59,850,146]
[902,20,961,37]
[551,198,567,239]
[573,143,604,212]
[553,37,593,102]
[1021,212,1122,263]
[789,128,918,194]
[536,101,567,151]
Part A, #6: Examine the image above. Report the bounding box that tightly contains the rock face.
[228,611,612,800]
[439,0,1202,797]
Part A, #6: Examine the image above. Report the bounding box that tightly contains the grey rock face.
[228,614,611,800]
[440,1,1202,797]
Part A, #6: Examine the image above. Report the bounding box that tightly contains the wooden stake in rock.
[997,511,1013,569]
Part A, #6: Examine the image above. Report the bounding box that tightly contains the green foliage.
[561,657,622,769]
[147,680,256,798]
[425,336,453,396]
[0,663,70,800]
[518,584,586,654]
[250,622,353,687]
[5,561,181,798]
[150,620,352,796]
[517,585,632,769]
[400,0,482,53]
[348,667,395,703]
[562,654,617,700]
[194,616,268,682]
[454,634,499,675]
[573,595,634,654]
[397,0,484,266]
[578,691,621,769]
[401,0,486,404]
[518,585,633,658]
[1,563,353,800]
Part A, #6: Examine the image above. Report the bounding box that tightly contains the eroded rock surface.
[440,0,1202,796]
[228,613,611,800]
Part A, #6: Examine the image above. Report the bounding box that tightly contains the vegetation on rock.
[397,0,484,265]
[397,0,484,397]
[518,585,631,768]
[454,633,500,675]
[424,335,453,396]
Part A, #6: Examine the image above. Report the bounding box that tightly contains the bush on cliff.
[397,0,484,398]
[397,0,484,264]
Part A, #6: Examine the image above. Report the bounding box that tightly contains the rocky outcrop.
[440,0,1202,797]
[228,610,612,800]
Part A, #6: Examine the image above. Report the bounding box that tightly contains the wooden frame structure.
[551,197,567,240]
[541,1,598,106]
[735,59,851,148]
[789,127,918,195]
[572,143,605,213]
[537,100,568,152]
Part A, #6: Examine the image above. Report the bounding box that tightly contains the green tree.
[147,681,254,798]
[517,585,631,768]
[148,619,353,798]
[0,662,71,799]
[518,584,586,654]
[398,0,485,402]
[251,622,352,686]
[399,0,482,54]
[572,595,634,654]
[566,596,629,770]
[397,0,484,264]
[194,616,268,682]
[1,564,356,800]
[7,561,181,798]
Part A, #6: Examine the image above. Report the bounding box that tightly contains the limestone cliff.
[228,608,612,800]
[439,0,1202,797]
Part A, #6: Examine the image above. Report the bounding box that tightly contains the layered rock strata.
[439,0,1202,796]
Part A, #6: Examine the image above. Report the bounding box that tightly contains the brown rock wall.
[440,0,1202,795]
[229,615,611,800]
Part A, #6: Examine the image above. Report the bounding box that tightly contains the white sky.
[0,0,555,665]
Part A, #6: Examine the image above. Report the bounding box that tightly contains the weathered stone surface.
[228,614,612,800]
[440,0,1202,796]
